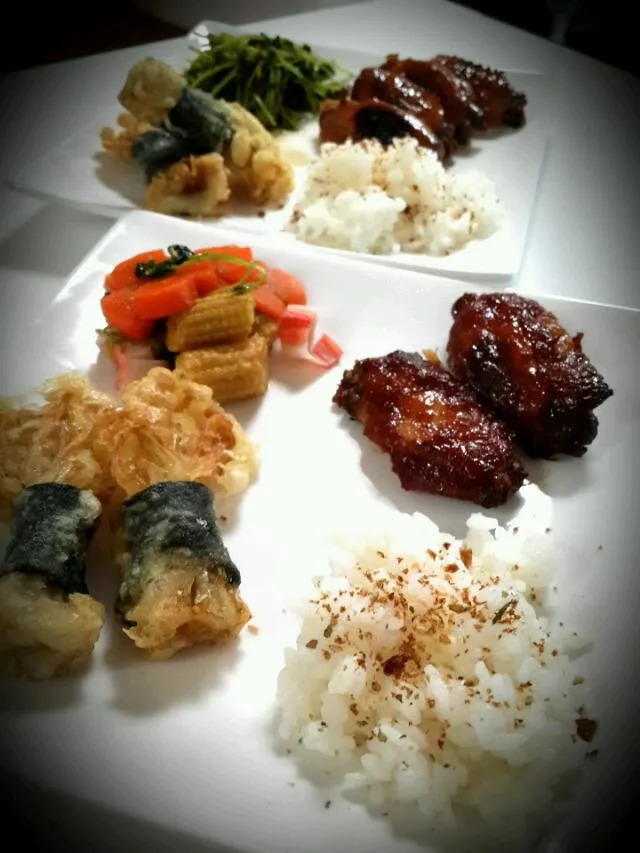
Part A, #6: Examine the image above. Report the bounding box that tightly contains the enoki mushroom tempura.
[0,367,258,517]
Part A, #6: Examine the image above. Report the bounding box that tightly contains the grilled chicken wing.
[351,66,457,158]
[446,293,613,459]
[435,55,527,129]
[383,55,484,143]
[318,95,445,158]
[333,350,526,507]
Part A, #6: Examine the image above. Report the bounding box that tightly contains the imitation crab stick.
[277,306,343,369]
[104,250,168,292]
[310,334,343,368]
[277,305,316,346]
[112,344,169,392]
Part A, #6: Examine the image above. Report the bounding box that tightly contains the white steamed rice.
[276,510,594,844]
[287,137,504,256]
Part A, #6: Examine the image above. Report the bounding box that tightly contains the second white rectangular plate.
[7,22,551,281]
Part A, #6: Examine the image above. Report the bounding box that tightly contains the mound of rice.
[276,511,595,843]
[287,137,504,256]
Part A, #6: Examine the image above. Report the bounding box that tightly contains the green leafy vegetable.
[183,32,351,131]
[134,244,194,279]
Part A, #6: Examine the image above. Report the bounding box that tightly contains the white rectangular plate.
[1,211,638,853]
[7,21,551,281]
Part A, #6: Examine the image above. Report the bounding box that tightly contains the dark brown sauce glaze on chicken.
[435,55,527,130]
[382,55,484,143]
[333,350,527,508]
[319,96,446,159]
[351,66,457,158]
[318,52,527,162]
[446,293,613,459]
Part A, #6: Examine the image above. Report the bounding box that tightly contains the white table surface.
[0,3,638,851]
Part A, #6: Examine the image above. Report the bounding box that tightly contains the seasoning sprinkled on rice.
[275,510,594,846]
[287,137,504,256]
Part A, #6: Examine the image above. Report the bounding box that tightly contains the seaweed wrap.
[132,128,191,181]
[0,483,105,680]
[115,481,251,659]
[168,88,234,154]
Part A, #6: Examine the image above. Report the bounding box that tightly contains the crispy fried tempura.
[100,113,154,160]
[143,153,231,217]
[92,367,258,500]
[0,573,105,679]
[120,557,251,660]
[100,54,294,215]
[118,57,185,125]
[225,101,295,206]
[0,369,257,518]
[0,374,116,516]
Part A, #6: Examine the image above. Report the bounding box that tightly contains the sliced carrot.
[253,285,286,320]
[245,260,269,284]
[196,245,254,261]
[196,245,255,284]
[105,249,168,292]
[133,276,198,321]
[178,260,223,297]
[101,290,153,341]
[267,268,307,305]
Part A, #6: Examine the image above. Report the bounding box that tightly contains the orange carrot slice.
[104,249,168,292]
[254,285,286,320]
[133,276,198,321]
[101,290,153,341]
[267,268,307,305]
[196,245,255,284]
[178,260,223,297]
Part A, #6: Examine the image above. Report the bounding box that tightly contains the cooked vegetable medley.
[99,244,343,402]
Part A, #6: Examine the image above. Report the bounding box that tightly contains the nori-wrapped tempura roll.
[132,128,191,181]
[0,484,105,680]
[115,481,251,659]
[168,88,234,154]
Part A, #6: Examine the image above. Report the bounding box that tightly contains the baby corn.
[252,314,280,348]
[176,334,269,403]
[166,288,255,352]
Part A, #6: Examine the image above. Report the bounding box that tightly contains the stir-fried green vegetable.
[184,32,351,131]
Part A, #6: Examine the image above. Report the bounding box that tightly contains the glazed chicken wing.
[383,55,484,143]
[333,350,526,508]
[435,55,527,129]
[351,66,457,158]
[446,293,613,459]
[318,95,446,158]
